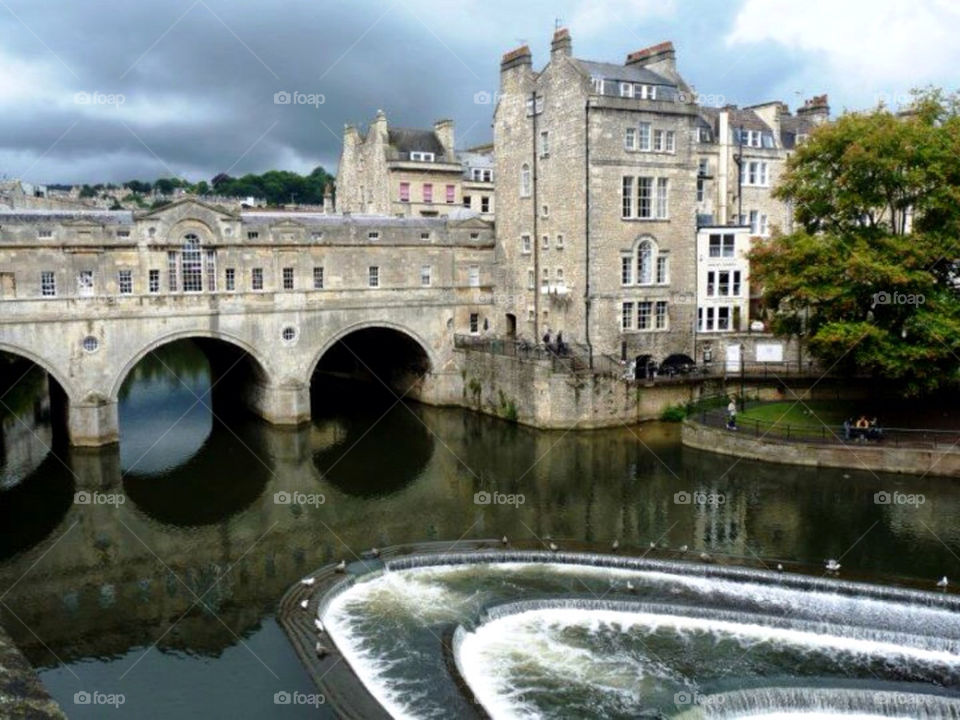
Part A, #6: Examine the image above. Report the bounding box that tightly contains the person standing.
[727,398,738,430]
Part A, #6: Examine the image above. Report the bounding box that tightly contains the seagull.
[315,641,329,658]
[299,599,309,610]
[825,559,841,572]
[698,552,712,563]
[335,560,347,573]
[314,619,325,633]
[301,577,315,586]
[777,563,784,572]
[625,580,636,592]
[937,576,949,589]
[370,548,381,558]
[611,539,620,551]
[679,545,688,553]
[549,542,559,552]
[649,541,657,549]
[501,535,509,546]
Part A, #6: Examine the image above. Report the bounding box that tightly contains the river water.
[0,342,958,719]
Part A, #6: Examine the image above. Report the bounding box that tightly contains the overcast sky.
[1,0,958,185]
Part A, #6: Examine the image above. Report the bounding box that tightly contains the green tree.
[750,89,960,394]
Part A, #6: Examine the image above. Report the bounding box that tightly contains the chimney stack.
[551,28,572,59]
[797,94,830,124]
[625,41,676,79]
[323,183,334,215]
[433,119,455,158]
[500,45,532,73]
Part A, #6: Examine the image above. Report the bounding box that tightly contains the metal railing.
[696,408,960,450]
[454,335,623,377]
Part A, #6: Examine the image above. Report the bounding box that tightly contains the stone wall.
[0,624,66,719]
[681,420,960,477]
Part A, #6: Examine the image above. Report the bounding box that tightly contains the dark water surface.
[0,343,958,719]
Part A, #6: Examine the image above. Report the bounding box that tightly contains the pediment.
[137,198,239,222]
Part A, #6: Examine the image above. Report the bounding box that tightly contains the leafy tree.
[124,180,152,194]
[751,89,960,394]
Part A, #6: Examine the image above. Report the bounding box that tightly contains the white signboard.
[755,342,784,363]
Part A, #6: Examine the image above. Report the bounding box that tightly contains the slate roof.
[387,128,445,155]
[240,212,452,229]
[573,59,675,87]
[0,209,134,224]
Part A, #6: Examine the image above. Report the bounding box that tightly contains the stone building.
[336,111,486,218]
[494,30,702,369]
[458,143,495,221]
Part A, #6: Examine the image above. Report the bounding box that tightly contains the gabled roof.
[387,128,444,155]
[137,197,238,220]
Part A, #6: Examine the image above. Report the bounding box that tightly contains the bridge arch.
[109,329,276,401]
[306,320,436,383]
[0,341,78,401]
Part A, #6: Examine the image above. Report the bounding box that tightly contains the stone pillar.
[247,381,311,426]
[68,395,119,447]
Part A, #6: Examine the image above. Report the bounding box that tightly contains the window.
[655,301,668,330]
[622,177,634,218]
[283,267,294,290]
[637,239,654,284]
[637,177,653,219]
[251,267,263,290]
[520,163,531,197]
[592,77,605,94]
[656,178,669,219]
[541,235,549,249]
[481,196,490,213]
[247,231,259,240]
[82,336,99,353]
[638,122,651,151]
[149,269,160,293]
[717,306,730,331]
[541,267,549,290]
[421,265,432,286]
[746,161,769,186]
[622,302,634,330]
[368,231,380,241]
[446,185,455,204]
[311,232,323,241]
[205,250,217,292]
[555,268,565,290]
[733,271,742,296]
[410,151,435,161]
[38,229,52,239]
[527,269,535,290]
[698,126,712,143]
[539,131,549,157]
[621,256,633,285]
[167,251,178,292]
[313,266,324,289]
[709,233,735,258]
[471,168,493,182]
[619,82,634,98]
[760,214,769,236]
[749,210,759,235]
[640,84,656,100]
[77,270,94,297]
[638,301,652,330]
[666,131,675,153]
[400,182,410,202]
[707,271,715,296]
[225,268,235,292]
[118,270,133,295]
[525,96,544,115]
[521,234,532,254]
[462,195,472,208]
[653,129,664,152]
[181,234,203,292]
[282,327,297,343]
[40,271,56,297]
[697,177,705,202]
[541,204,549,218]
[423,184,433,203]
[625,127,637,151]
[718,271,730,296]
[468,265,480,287]
[117,230,130,238]
[469,313,480,334]
[421,231,431,240]
[656,255,669,284]
[368,266,380,288]
[556,234,564,249]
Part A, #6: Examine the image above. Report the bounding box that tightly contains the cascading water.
[320,552,960,719]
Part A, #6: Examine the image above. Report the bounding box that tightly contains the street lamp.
[739,342,745,411]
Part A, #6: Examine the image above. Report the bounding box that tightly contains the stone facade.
[0,199,496,445]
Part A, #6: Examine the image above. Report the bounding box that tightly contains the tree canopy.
[750,89,960,394]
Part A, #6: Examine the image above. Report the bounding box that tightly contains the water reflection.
[0,364,53,489]
[0,346,957,718]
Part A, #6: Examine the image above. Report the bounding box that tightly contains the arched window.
[520,163,531,197]
[636,238,655,285]
[181,234,203,292]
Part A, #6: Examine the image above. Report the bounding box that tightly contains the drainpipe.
[584,100,593,367]
[532,91,540,342]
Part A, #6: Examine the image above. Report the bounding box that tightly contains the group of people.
[844,415,883,442]
[541,330,568,356]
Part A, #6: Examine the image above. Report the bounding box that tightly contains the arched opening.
[116,337,268,478]
[659,353,696,376]
[634,354,656,380]
[309,326,434,496]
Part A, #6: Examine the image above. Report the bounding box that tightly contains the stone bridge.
[0,200,497,445]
